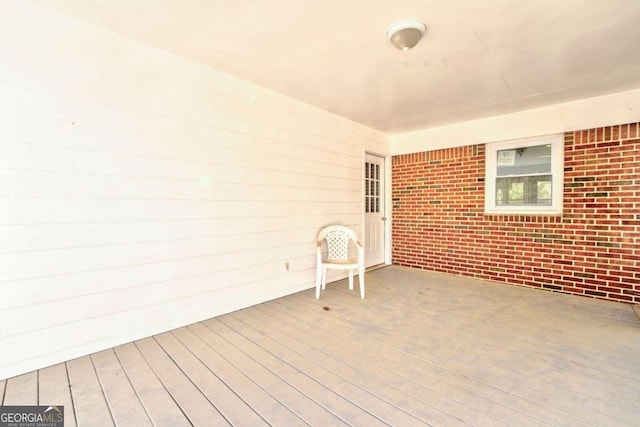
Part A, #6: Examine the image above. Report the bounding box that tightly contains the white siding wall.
[0,2,388,379]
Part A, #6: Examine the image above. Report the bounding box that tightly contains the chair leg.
[316,266,322,299]
[322,267,327,290]
[348,269,354,290]
[359,267,365,299]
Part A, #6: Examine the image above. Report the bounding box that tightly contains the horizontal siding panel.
[0,199,362,224]
[0,170,361,201]
[0,215,361,253]
[0,236,317,286]
[0,225,324,255]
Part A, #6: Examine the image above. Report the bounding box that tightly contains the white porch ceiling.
[29,0,640,134]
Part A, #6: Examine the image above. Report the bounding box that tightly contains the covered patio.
[2,266,639,426]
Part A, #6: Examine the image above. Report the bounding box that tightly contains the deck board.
[184,322,308,426]
[112,343,190,427]
[91,349,153,426]
[3,371,37,405]
[154,330,268,426]
[1,266,639,426]
[38,363,77,427]
[67,356,114,426]
[134,337,229,426]
[200,318,351,426]
[173,324,298,425]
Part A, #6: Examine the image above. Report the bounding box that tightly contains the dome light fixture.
[386,20,426,52]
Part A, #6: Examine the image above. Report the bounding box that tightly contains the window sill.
[484,207,563,216]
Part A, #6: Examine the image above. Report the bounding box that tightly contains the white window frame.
[485,134,564,215]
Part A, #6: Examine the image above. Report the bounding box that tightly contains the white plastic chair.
[316,225,365,299]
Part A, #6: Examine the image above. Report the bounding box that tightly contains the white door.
[364,153,386,267]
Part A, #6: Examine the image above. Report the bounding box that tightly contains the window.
[485,134,563,214]
[365,161,380,213]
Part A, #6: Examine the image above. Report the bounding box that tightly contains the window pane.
[496,144,551,177]
[537,180,551,201]
[496,175,552,206]
[508,181,524,203]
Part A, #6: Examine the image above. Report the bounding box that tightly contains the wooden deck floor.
[2,266,640,426]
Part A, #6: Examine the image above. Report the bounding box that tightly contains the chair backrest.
[317,225,358,260]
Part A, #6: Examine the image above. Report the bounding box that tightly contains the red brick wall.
[392,122,640,303]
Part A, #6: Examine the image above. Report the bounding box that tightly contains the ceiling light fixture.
[386,20,426,52]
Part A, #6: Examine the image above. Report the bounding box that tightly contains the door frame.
[364,151,392,266]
